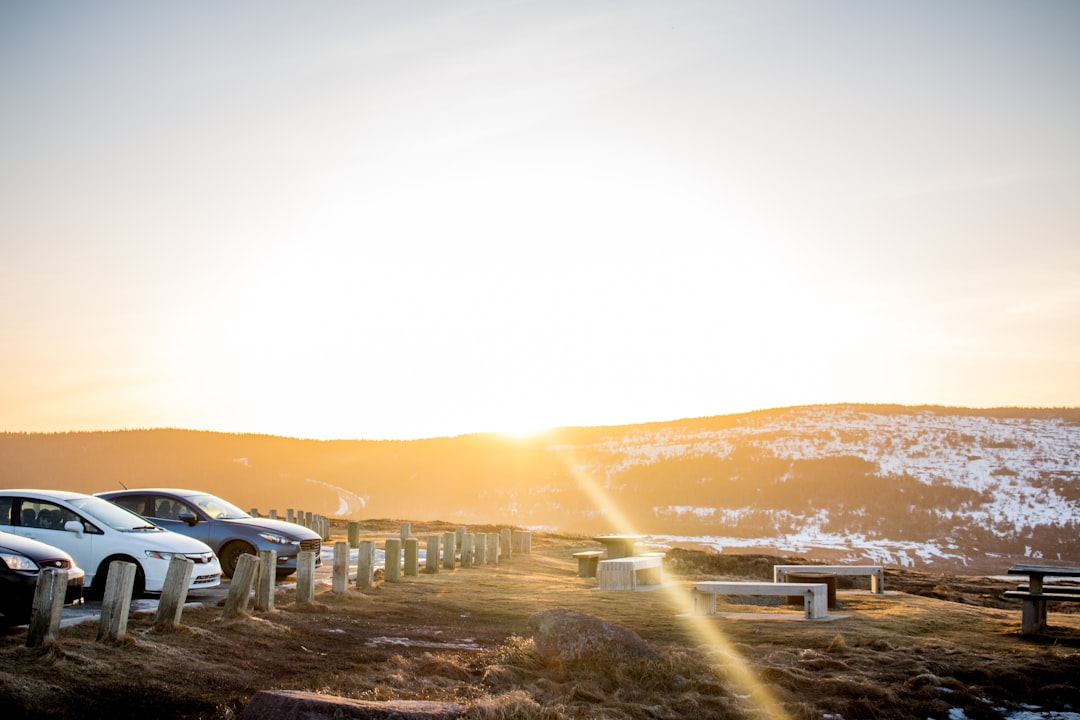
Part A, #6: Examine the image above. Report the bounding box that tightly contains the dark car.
[0,530,85,625]
[96,489,322,578]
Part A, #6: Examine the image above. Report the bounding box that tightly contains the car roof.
[0,489,93,501]
[98,488,204,497]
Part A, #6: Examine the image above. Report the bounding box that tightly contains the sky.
[2,0,1078,441]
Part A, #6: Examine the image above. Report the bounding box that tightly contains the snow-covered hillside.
[551,406,1080,572]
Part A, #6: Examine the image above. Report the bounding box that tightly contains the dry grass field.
[1,520,1078,719]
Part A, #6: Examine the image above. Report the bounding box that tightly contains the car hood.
[229,517,321,540]
[143,528,218,555]
[0,530,75,563]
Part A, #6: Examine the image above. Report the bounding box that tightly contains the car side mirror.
[178,511,198,527]
[63,519,84,538]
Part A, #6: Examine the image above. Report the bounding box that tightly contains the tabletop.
[1007,564,1080,593]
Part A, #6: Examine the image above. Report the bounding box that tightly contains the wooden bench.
[691,581,830,620]
[573,550,604,578]
[597,555,663,591]
[1004,564,1080,635]
[773,564,885,594]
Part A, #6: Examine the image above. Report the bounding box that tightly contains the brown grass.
[1,524,1078,719]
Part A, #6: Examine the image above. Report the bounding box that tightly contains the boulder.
[528,608,660,667]
[239,690,464,720]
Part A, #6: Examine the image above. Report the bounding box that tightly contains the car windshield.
[67,496,161,531]
[188,494,250,520]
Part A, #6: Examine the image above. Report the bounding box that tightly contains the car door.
[7,497,100,578]
[147,495,212,546]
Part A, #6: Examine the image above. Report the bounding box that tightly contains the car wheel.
[219,541,256,578]
[93,555,144,599]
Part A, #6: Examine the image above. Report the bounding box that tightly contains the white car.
[0,489,221,596]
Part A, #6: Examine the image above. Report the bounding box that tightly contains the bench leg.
[692,590,716,616]
[1021,599,1047,635]
[871,573,883,594]
[804,590,828,620]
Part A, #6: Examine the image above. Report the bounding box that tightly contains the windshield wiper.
[131,524,159,531]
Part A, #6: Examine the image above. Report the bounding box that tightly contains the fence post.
[461,534,474,568]
[25,568,67,648]
[255,550,276,612]
[222,553,259,619]
[295,550,316,603]
[269,509,278,520]
[474,535,486,565]
[348,522,360,549]
[500,528,512,561]
[404,538,419,577]
[442,532,456,570]
[332,542,349,594]
[286,508,296,524]
[400,522,412,541]
[154,556,194,629]
[250,507,259,518]
[356,541,375,588]
[425,535,440,573]
[487,533,500,565]
[97,561,136,642]
[384,539,402,582]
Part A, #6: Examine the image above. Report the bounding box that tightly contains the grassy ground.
[1,520,1078,719]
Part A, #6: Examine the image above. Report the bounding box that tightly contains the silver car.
[97,488,322,578]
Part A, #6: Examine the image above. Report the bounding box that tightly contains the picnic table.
[591,535,646,559]
[1005,564,1080,635]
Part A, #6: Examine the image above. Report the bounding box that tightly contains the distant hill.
[2,404,1078,573]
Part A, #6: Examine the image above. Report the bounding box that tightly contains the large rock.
[239,690,464,720]
[528,608,660,667]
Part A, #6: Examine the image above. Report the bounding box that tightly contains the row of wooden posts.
[252,508,332,541]
[24,522,533,649]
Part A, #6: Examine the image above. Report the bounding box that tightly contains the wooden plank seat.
[573,550,605,578]
[1006,564,1080,635]
[691,581,830,620]
[773,564,885,594]
[597,555,663,591]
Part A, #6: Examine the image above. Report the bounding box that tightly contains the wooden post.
[474,535,486,566]
[295,550,317,603]
[356,541,375,588]
[269,509,278,520]
[25,568,67,648]
[348,522,360,549]
[222,553,259,619]
[455,526,466,548]
[400,522,411,541]
[250,507,259,517]
[255,550,276,612]
[403,538,419,577]
[500,528,512,561]
[461,534,474,568]
[425,535,440,573]
[97,560,136,642]
[384,539,402,582]
[286,508,295,524]
[154,556,194,629]
[442,532,456,570]
[332,542,349,594]
[487,533,500,565]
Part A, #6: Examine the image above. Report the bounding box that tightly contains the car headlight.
[257,532,297,545]
[144,550,178,560]
[0,553,38,572]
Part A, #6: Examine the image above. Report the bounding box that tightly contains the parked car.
[0,530,85,625]
[0,490,221,597]
[97,488,322,578]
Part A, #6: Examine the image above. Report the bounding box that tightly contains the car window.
[67,496,160,532]
[153,496,195,520]
[189,494,249,520]
[20,501,80,531]
[111,494,148,516]
[0,497,12,526]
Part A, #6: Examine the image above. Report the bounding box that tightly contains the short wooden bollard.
[455,526,466,548]
[461,534,474,568]
[474,536,487,565]
[400,522,412,541]
[404,538,419,577]
[442,533,456,570]
[25,568,67,648]
[384,539,402,582]
[425,535,440,573]
[97,560,136,642]
[356,541,375,588]
[250,507,259,517]
[286,508,296,523]
[332,542,349,594]
[500,528,512,560]
[348,522,360,549]
[512,530,532,554]
[222,553,259,618]
[154,556,194,629]
[295,550,317,603]
[269,509,278,520]
[255,550,276,612]
[487,533,500,565]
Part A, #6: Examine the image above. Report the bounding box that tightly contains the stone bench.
[773,564,885,594]
[1004,588,1080,635]
[691,581,830,620]
[573,550,605,578]
[597,555,663,591]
